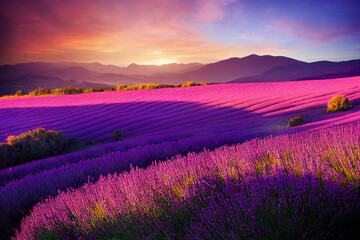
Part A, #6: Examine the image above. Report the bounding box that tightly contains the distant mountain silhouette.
[43,66,99,82]
[159,54,304,84]
[0,64,141,95]
[230,59,360,83]
[41,66,145,85]
[0,74,111,96]
[58,62,203,75]
[0,62,203,95]
[1,55,360,96]
[123,62,203,76]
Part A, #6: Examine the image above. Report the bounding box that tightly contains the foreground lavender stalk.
[14,122,360,239]
[0,130,259,237]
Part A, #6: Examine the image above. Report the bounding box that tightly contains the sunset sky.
[0,0,359,66]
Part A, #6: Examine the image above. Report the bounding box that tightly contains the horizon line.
[1,54,360,68]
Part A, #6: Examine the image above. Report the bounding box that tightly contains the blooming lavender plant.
[12,122,360,239]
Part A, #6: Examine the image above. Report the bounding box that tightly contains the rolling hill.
[230,59,360,83]
[0,63,144,95]
[2,76,359,143]
[59,61,203,75]
[42,66,146,85]
[155,54,304,84]
[0,62,202,95]
[1,76,359,238]
[1,55,360,96]
[0,75,111,96]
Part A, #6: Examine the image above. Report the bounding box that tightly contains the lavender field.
[2,76,360,143]
[2,0,360,238]
[1,76,360,239]
[13,122,360,239]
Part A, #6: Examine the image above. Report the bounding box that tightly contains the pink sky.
[0,0,359,65]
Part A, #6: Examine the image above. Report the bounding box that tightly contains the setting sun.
[144,59,177,65]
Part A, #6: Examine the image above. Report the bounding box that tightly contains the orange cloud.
[0,0,240,65]
[0,0,291,65]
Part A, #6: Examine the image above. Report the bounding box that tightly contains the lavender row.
[0,130,261,238]
[3,102,359,186]
[14,122,360,239]
[2,78,359,143]
[0,131,213,185]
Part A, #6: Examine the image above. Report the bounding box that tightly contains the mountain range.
[1,54,359,96]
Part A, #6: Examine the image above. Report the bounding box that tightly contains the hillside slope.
[155,54,303,84]
[0,75,111,96]
[230,59,360,83]
[1,77,360,239]
[1,76,359,143]
[2,56,360,95]
[13,122,360,239]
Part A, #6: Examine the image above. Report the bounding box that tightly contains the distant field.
[13,120,360,239]
[1,76,360,143]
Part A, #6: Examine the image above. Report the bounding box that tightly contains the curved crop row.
[0,129,263,186]
[0,130,259,238]
[1,77,359,143]
[14,122,360,239]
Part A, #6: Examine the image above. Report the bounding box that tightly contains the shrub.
[287,116,306,127]
[94,87,115,92]
[15,90,23,96]
[8,82,210,98]
[327,95,353,113]
[143,83,159,89]
[29,87,52,96]
[83,88,93,93]
[158,84,176,88]
[63,87,83,95]
[84,141,94,145]
[52,88,64,95]
[0,128,67,169]
[116,85,128,91]
[182,81,197,87]
[68,138,80,145]
[116,84,161,91]
[113,131,122,141]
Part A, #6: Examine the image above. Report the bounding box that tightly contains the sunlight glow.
[144,59,177,65]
